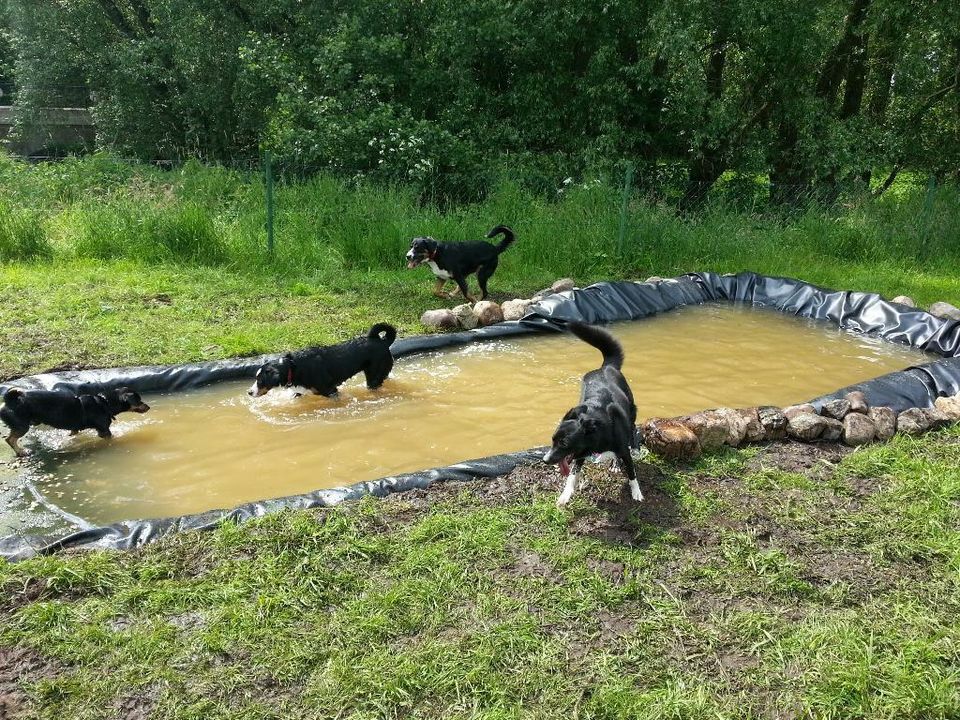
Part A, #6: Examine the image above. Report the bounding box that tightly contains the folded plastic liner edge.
[2,271,959,560]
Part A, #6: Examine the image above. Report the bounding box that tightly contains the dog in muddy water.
[542,322,642,506]
[248,323,397,398]
[1,386,150,457]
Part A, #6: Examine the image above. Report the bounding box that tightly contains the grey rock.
[714,407,749,446]
[869,407,897,441]
[645,276,664,284]
[787,413,843,442]
[452,303,479,330]
[757,406,788,440]
[531,287,556,303]
[896,407,949,436]
[842,412,876,446]
[892,295,916,308]
[737,407,765,443]
[929,301,960,321]
[473,300,504,327]
[845,391,869,414]
[784,403,817,420]
[821,398,851,420]
[683,411,730,451]
[551,278,576,293]
[501,299,533,321]
[934,394,960,421]
[420,309,458,330]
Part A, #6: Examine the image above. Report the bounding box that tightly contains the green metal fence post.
[617,162,634,256]
[264,150,275,254]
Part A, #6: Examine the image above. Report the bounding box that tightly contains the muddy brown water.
[20,304,930,524]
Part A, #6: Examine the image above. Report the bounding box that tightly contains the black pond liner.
[2,271,959,561]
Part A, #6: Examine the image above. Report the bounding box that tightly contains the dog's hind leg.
[454,277,477,303]
[477,261,497,300]
[364,356,394,389]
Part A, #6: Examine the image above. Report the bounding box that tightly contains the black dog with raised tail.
[543,322,642,506]
[248,323,397,398]
[405,224,515,302]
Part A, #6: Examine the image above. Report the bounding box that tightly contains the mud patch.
[745,440,851,478]
[0,646,63,720]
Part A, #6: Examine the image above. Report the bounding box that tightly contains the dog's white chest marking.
[426,260,451,280]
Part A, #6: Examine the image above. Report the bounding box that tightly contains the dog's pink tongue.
[559,457,571,477]
[406,260,417,269]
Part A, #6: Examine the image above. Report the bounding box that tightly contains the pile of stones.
[420,278,576,331]
[640,390,960,460]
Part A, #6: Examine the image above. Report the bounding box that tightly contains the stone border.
[642,390,960,460]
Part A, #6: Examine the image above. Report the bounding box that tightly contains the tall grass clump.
[0,201,52,261]
[142,202,229,265]
[63,200,228,265]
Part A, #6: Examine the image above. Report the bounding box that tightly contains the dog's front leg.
[618,451,643,502]
[432,278,449,298]
[557,459,583,506]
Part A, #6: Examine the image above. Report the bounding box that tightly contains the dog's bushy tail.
[569,322,624,370]
[368,323,397,345]
[485,225,516,254]
[2,388,24,407]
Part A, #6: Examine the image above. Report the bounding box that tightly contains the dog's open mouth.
[406,258,422,269]
[131,403,150,413]
[558,455,573,476]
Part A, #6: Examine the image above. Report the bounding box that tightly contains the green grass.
[1,427,957,718]
[0,152,958,379]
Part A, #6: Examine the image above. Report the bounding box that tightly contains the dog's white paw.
[629,480,644,502]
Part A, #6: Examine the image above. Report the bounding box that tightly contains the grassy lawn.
[1,156,960,717]
[1,430,958,718]
[1,257,959,381]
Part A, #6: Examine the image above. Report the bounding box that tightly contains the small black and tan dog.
[1,386,150,457]
[405,224,515,302]
[248,323,397,398]
[543,322,643,506]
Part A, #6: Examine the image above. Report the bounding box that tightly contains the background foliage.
[1,0,958,204]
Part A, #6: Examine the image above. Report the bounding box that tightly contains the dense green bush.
[3,0,958,204]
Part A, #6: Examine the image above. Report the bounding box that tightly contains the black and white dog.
[1,386,150,457]
[543,322,642,506]
[405,224,515,302]
[248,323,397,398]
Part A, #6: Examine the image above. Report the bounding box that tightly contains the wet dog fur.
[542,322,642,506]
[248,323,397,398]
[405,224,515,302]
[1,386,150,457]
